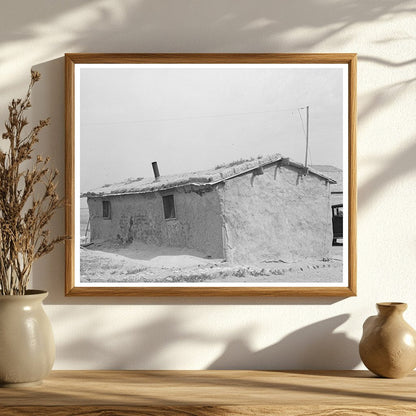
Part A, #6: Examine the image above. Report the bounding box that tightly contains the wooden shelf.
[1,370,415,415]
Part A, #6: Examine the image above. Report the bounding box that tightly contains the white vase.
[0,290,55,387]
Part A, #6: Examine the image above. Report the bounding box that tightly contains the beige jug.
[359,302,416,378]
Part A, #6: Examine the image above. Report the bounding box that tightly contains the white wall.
[1,0,415,370]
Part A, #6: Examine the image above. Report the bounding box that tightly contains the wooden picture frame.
[65,53,356,296]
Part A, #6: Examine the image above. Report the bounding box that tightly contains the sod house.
[83,154,336,263]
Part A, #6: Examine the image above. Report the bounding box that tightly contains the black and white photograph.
[66,54,356,295]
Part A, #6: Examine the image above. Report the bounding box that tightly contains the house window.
[102,200,111,219]
[162,195,176,219]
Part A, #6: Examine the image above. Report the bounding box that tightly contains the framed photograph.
[65,53,356,296]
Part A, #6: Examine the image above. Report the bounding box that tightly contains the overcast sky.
[79,64,345,193]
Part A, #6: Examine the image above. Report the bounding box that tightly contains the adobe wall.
[87,187,224,258]
[331,192,343,206]
[221,164,333,264]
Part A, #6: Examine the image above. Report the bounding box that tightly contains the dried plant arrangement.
[0,71,65,295]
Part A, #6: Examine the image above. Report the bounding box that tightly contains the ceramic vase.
[0,290,55,387]
[359,302,416,378]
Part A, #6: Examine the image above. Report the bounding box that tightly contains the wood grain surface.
[1,370,415,415]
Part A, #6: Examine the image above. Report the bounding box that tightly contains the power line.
[81,106,309,126]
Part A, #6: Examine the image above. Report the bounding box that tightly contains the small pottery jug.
[0,290,55,387]
[359,302,416,378]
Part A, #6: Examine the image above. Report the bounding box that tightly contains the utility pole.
[304,105,310,170]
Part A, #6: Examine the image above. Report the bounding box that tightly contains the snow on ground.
[80,241,343,284]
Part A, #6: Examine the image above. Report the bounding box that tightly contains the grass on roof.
[214,155,263,170]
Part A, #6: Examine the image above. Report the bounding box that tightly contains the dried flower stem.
[0,71,65,295]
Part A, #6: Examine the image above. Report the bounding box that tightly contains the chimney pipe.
[152,161,160,180]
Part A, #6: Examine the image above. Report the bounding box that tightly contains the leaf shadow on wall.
[1,0,414,96]
[358,138,416,210]
[207,314,360,370]
[54,312,215,369]
[52,308,359,370]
